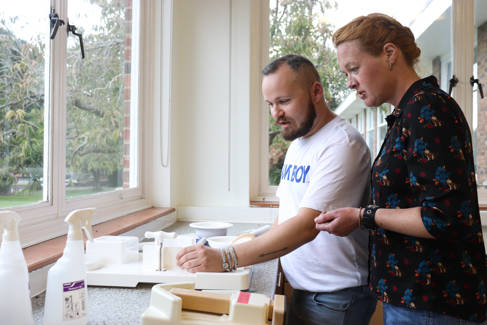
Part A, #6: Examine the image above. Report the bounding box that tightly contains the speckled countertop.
[31,222,278,325]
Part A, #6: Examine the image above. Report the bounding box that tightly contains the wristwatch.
[361,205,379,230]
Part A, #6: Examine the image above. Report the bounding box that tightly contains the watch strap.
[361,205,379,229]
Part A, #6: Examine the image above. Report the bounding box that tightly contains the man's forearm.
[234,208,319,266]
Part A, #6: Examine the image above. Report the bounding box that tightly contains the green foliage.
[0,20,44,189]
[268,0,349,185]
[0,0,128,197]
[0,170,15,195]
[269,0,349,108]
[65,0,127,190]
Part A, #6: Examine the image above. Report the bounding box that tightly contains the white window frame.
[250,0,277,202]
[4,0,154,246]
[450,0,487,205]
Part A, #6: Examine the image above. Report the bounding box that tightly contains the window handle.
[49,8,64,39]
[67,23,85,59]
[470,76,484,99]
[448,75,458,96]
[49,9,84,60]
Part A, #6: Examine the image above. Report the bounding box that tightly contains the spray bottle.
[0,210,34,325]
[43,208,95,325]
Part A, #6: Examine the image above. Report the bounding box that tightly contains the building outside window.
[376,105,389,154]
[365,107,376,157]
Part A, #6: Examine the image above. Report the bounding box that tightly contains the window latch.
[67,23,85,59]
[470,76,484,99]
[49,8,64,39]
[49,8,84,59]
[448,75,458,96]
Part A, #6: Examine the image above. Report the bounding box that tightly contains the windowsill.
[23,207,175,272]
[250,201,279,208]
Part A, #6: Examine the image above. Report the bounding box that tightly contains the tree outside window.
[268,0,349,185]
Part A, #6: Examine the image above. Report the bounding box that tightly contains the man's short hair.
[262,54,321,87]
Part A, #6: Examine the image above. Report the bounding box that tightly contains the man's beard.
[279,101,316,141]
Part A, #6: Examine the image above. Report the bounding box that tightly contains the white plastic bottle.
[43,208,95,325]
[0,210,34,325]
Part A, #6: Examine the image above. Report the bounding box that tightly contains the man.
[177,54,375,325]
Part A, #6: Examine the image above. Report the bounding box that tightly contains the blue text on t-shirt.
[281,164,311,183]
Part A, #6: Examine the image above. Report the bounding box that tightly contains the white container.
[142,236,195,271]
[44,208,95,325]
[189,221,233,238]
[86,235,139,266]
[0,211,34,325]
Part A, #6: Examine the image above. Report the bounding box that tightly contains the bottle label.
[62,280,86,321]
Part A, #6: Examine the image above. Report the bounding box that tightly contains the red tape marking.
[237,291,251,304]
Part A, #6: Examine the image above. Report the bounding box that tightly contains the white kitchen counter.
[31,222,278,325]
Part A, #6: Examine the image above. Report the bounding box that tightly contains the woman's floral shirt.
[370,76,487,322]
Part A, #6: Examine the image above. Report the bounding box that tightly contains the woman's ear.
[383,42,399,71]
[383,42,398,64]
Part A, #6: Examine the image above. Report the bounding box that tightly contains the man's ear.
[310,81,324,103]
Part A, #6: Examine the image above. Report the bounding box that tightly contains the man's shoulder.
[315,117,367,148]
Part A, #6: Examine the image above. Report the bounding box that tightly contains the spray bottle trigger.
[64,208,95,241]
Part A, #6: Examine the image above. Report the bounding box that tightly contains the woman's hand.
[314,207,360,237]
[176,244,223,273]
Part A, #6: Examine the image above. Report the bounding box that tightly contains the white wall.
[149,0,277,222]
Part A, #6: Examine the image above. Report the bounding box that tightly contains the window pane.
[415,2,452,92]
[366,108,374,129]
[474,0,487,204]
[366,130,375,158]
[357,111,364,134]
[267,0,348,186]
[376,105,389,151]
[0,1,48,208]
[66,0,137,198]
[377,105,389,125]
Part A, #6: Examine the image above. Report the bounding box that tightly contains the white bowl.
[207,236,237,248]
[189,221,233,238]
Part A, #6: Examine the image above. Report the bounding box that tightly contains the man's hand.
[314,207,360,237]
[176,244,223,273]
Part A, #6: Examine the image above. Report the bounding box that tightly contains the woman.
[315,13,487,324]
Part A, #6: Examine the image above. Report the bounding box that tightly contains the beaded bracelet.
[221,248,231,272]
[221,247,238,272]
[357,207,363,228]
[229,246,238,269]
[225,248,233,271]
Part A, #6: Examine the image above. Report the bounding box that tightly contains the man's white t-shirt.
[277,116,371,292]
